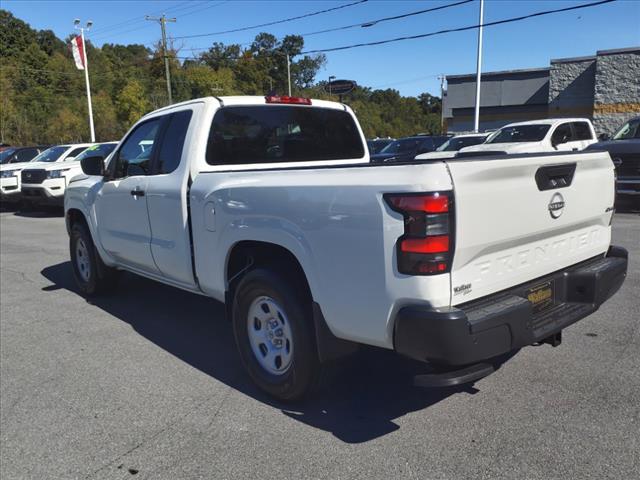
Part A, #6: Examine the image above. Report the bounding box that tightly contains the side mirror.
[80,155,105,176]
[598,133,610,141]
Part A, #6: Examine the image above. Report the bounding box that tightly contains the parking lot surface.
[1,209,639,480]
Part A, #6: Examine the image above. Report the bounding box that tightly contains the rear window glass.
[206,106,364,166]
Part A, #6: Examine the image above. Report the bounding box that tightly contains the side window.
[156,110,192,174]
[418,138,433,153]
[67,147,88,159]
[15,148,38,162]
[551,123,573,146]
[113,118,163,178]
[572,122,593,140]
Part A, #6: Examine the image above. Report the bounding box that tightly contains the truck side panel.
[189,163,453,348]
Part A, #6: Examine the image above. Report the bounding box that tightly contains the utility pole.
[473,0,484,133]
[146,14,176,105]
[74,19,95,142]
[438,75,445,134]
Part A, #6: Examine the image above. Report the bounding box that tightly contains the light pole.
[473,0,484,133]
[286,53,291,96]
[74,19,95,142]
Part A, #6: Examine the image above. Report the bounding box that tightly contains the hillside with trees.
[0,10,442,145]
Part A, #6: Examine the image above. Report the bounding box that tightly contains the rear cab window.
[206,105,364,166]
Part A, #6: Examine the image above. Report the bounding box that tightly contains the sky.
[3,0,640,97]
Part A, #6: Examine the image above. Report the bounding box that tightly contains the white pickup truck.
[459,118,598,155]
[1,144,92,204]
[65,96,628,400]
[21,142,117,207]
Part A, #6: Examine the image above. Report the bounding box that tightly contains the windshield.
[380,138,420,154]
[31,146,68,163]
[437,136,487,151]
[612,118,640,140]
[72,143,117,162]
[486,125,550,144]
[0,149,17,164]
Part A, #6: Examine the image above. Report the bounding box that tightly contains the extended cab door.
[550,122,578,151]
[144,108,198,287]
[570,121,596,150]
[95,117,164,274]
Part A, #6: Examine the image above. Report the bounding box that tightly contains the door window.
[156,111,192,174]
[572,122,593,140]
[113,118,163,178]
[551,124,573,146]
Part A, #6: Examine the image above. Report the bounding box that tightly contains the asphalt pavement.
[1,208,639,480]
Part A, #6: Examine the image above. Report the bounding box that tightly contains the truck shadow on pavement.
[41,261,511,444]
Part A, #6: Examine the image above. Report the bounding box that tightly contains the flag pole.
[75,20,95,142]
[82,29,95,142]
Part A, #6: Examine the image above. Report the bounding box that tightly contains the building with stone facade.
[442,47,640,135]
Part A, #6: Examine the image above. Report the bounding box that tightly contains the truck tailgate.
[446,151,615,305]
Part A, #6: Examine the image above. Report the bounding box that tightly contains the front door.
[95,117,165,274]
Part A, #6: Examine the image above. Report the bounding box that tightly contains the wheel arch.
[225,240,357,362]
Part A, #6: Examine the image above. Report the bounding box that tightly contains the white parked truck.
[459,118,598,155]
[1,144,92,204]
[21,142,117,207]
[64,96,628,400]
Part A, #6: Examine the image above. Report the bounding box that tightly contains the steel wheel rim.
[75,238,91,282]
[247,296,294,376]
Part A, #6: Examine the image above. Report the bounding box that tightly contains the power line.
[301,0,474,37]
[172,0,368,40]
[90,1,229,42]
[175,0,473,53]
[89,1,201,35]
[301,0,617,54]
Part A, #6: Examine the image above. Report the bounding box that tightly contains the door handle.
[130,189,145,197]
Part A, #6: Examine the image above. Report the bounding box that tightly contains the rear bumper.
[394,246,628,366]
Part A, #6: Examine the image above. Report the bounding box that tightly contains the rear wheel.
[232,268,321,401]
[70,222,119,296]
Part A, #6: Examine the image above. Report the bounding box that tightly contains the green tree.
[116,79,149,126]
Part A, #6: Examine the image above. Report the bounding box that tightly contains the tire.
[69,222,119,296]
[232,268,321,401]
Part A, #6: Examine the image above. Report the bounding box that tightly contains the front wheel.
[232,269,321,401]
[70,222,118,296]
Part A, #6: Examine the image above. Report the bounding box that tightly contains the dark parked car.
[586,116,639,208]
[0,146,49,164]
[367,138,395,154]
[370,135,450,163]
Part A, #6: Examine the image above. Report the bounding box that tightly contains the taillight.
[384,192,454,275]
[265,95,312,105]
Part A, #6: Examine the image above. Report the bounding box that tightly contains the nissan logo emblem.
[548,192,565,219]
